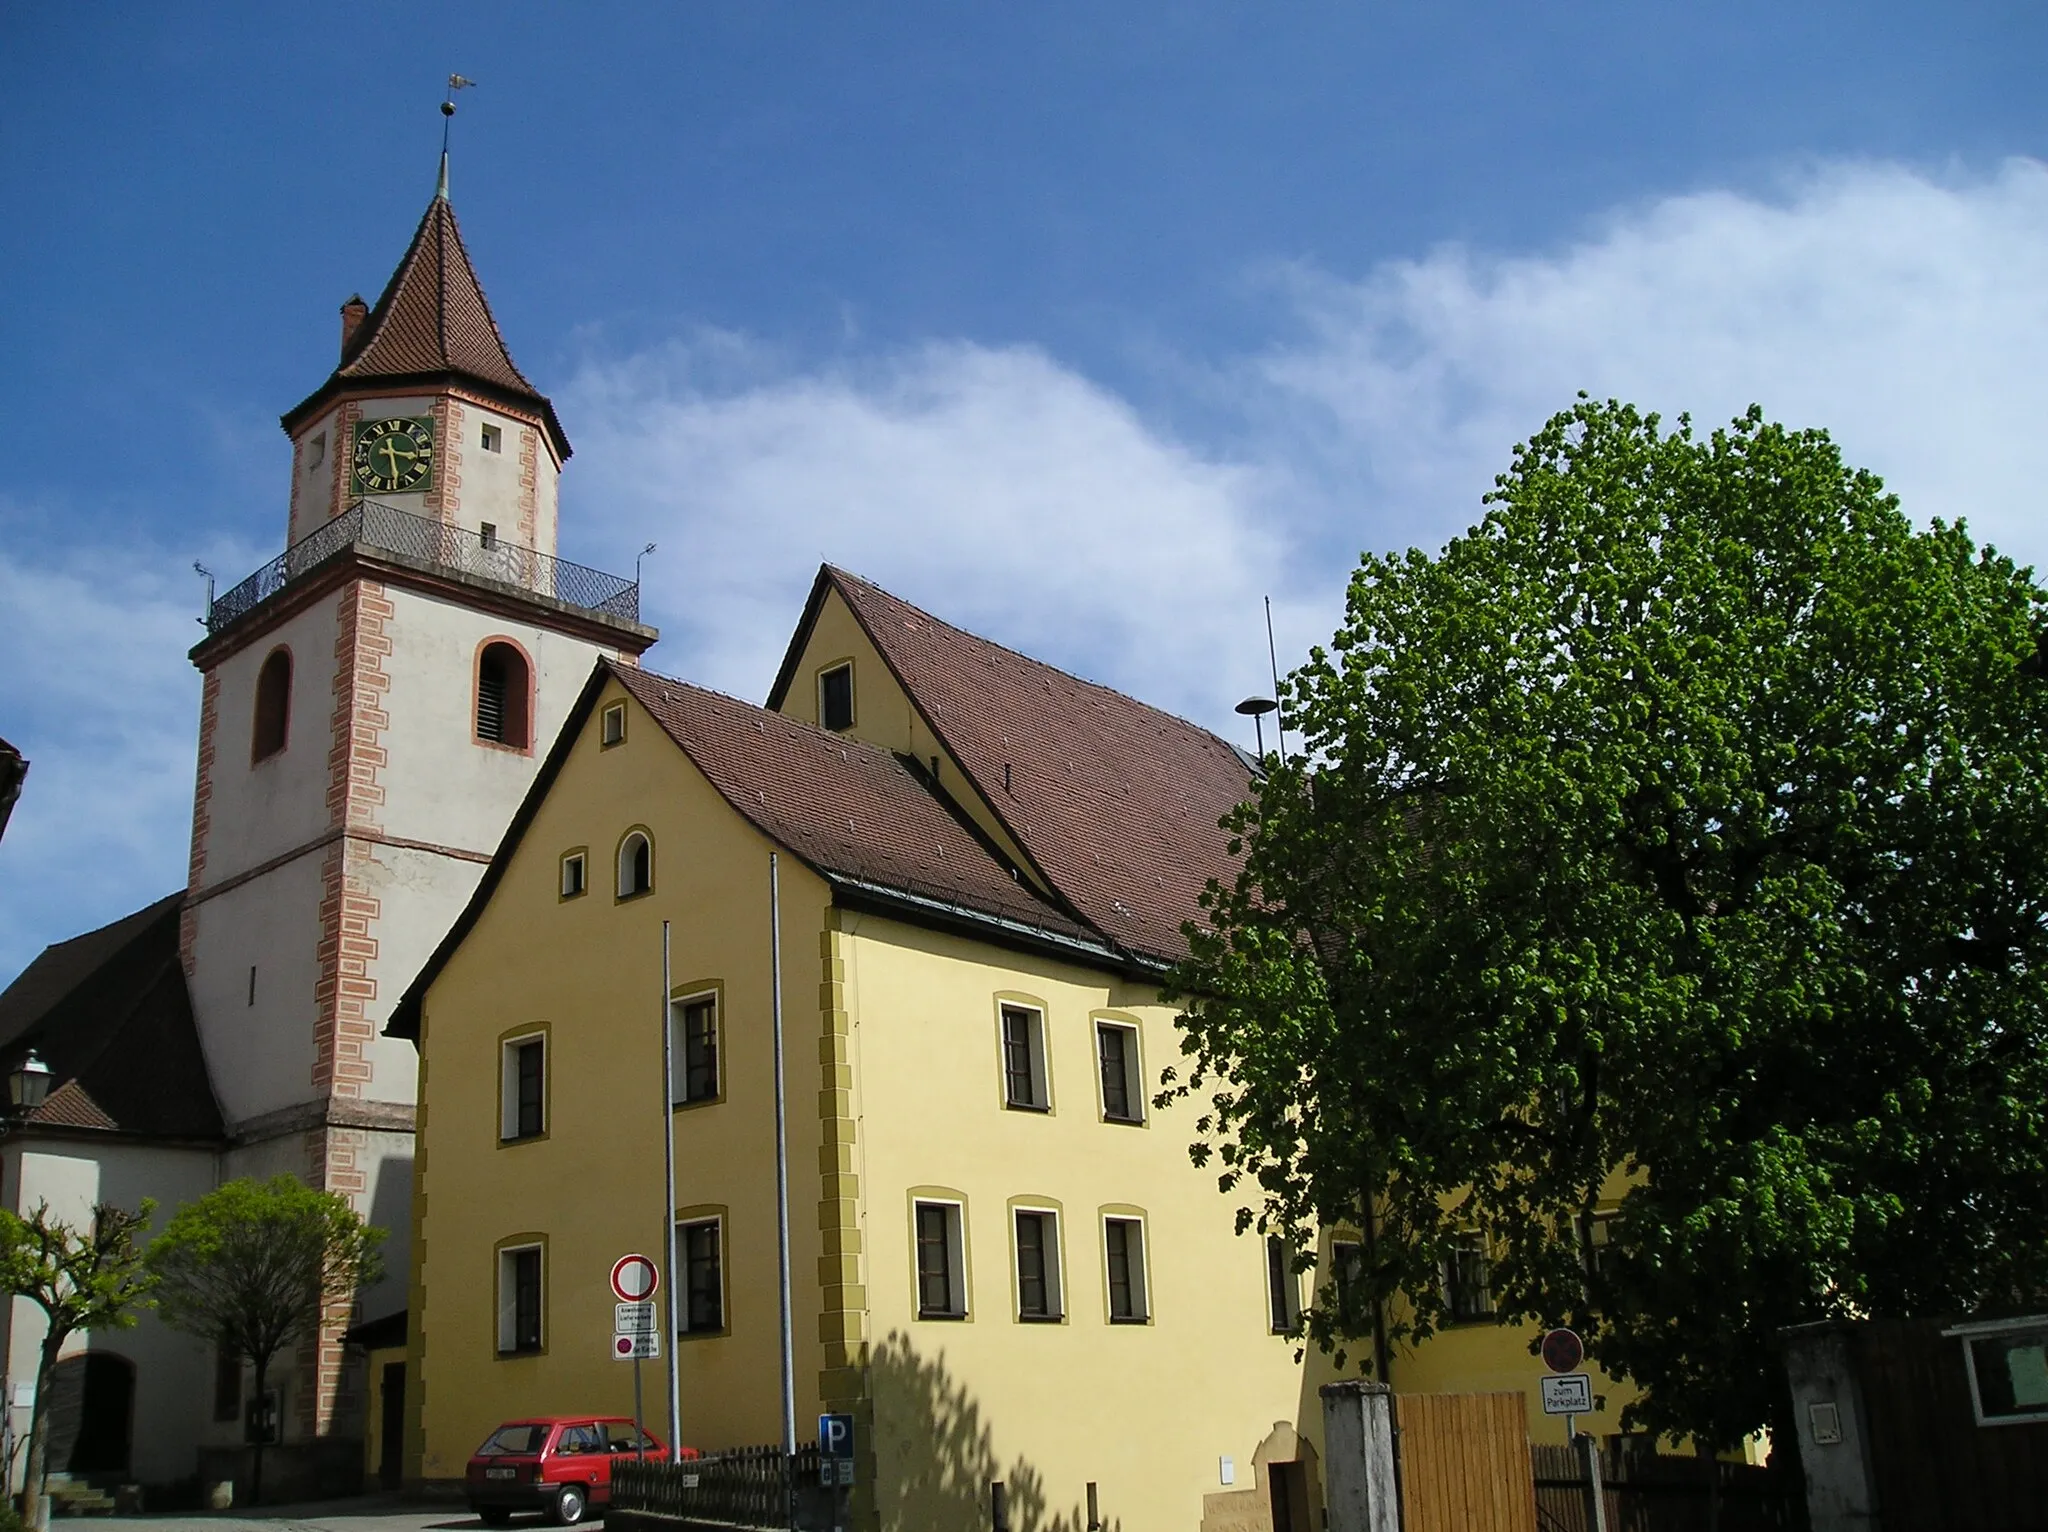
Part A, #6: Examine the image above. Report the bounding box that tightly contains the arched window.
[251,649,292,762]
[475,641,532,749]
[617,830,653,899]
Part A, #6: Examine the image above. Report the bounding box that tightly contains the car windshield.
[476,1425,550,1456]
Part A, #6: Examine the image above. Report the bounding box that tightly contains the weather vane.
[438,74,476,196]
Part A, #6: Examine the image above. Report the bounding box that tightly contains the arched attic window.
[251,649,292,763]
[617,830,653,900]
[476,641,532,750]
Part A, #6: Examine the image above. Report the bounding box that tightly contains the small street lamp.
[8,1050,52,1113]
[1235,696,1278,759]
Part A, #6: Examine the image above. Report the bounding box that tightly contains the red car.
[466,1416,696,1525]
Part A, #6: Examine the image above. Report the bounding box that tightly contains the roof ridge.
[823,565,1238,750]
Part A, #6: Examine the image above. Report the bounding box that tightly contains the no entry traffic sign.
[611,1253,660,1303]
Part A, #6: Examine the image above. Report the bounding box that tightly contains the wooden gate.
[1395,1391,1540,1532]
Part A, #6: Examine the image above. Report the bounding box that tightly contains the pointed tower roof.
[282,189,570,459]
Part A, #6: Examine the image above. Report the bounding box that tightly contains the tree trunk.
[250,1357,269,1506]
[22,1327,67,1532]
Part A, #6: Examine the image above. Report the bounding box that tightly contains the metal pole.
[633,1355,645,1461]
[1578,1429,1609,1532]
[1264,595,1287,761]
[662,921,682,1462]
[769,855,797,1524]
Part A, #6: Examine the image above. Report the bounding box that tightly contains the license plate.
[485,1468,516,1480]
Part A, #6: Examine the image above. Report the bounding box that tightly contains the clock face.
[351,416,436,495]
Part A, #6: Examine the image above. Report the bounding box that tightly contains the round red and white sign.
[614,1335,637,1357]
[1540,1327,1585,1374]
[611,1253,660,1303]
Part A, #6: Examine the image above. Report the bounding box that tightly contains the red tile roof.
[282,193,569,459]
[773,568,1256,965]
[610,666,1103,950]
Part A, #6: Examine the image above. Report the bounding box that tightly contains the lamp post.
[1235,696,1278,759]
[8,1051,51,1114]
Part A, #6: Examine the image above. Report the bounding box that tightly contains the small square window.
[560,853,587,900]
[1001,1005,1049,1111]
[1014,1209,1063,1322]
[1104,1217,1149,1323]
[501,1035,545,1141]
[915,1201,968,1319]
[601,702,627,748]
[677,1218,724,1333]
[1266,1234,1302,1333]
[497,1245,543,1354]
[819,663,854,732]
[481,522,498,550]
[481,423,503,453]
[670,995,719,1105]
[1096,1022,1142,1123]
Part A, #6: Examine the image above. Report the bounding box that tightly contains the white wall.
[188,853,327,1128]
[0,1140,221,1487]
[287,407,341,546]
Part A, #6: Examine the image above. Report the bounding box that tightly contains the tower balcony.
[205,499,645,636]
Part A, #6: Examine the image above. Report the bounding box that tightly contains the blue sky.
[3,3,2045,977]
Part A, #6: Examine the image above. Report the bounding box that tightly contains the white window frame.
[1266,1234,1302,1333]
[1012,1206,1064,1323]
[914,1199,969,1320]
[560,852,587,899]
[617,831,653,898]
[818,662,855,732]
[669,991,720,1106]
[675,1216,726,1334]
[500,1032,546,1141]
[1000,1003,1050,1112]
[497,1243,544,1355]
[1946,1316,2048,1426]
[601,702,627,747]
[1095,1020,1143,1123]
[1102,1214,1150,1324]
[480,422,503,453]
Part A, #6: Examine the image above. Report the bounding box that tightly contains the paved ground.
[87,1495,588,1532]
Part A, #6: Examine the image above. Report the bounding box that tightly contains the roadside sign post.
[612,1259,662,1463]
[820,1413,855,1532]
[1539,1328,1603,1532]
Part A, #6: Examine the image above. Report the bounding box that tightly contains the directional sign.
[611,1254,660,1303]
[613,1331,660,1361]
[1540,1327,1585,1374]
[1540,1373,1593,1416]
[616,1302,659,1336]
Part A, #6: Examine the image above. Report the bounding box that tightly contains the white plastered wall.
[0,1141,220,1487]
[288,407,342,546]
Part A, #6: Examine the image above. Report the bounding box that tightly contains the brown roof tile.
[801,569,1255,964]
[31,1081,118,1132]
[611,665,1104,950]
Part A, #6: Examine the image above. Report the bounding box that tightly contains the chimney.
[339,294,369,358]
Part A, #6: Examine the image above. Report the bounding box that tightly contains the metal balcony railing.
[206,499,641,633]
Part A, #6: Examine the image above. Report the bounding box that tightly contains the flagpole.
[661,920,682,1462]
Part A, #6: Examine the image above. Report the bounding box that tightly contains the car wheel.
[478,1510,513,1527]
[552,1485,587,1526]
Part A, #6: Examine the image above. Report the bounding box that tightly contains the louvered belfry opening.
[476,642,530,748]
[252,649,292,761]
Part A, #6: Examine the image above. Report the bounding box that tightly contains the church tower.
[182,167,656,1439]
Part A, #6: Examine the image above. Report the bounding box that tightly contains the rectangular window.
[601,702,627,747]
[1001,1005,1048,1111]
[1954,1320,2048,1425]
[212,1346,242,1422]
[498,1245,543,1354]
[819,663,854,732]
[915,1201,967,1318]
[678,1218,723,1333]
[670,995,719,1104]
[1267,1235,1301,1332]
[480,521,498,549]
[481,423,503,453]
[500,1035,545,1141]
[1104,1217,1148,1323]
[1443,1234,1495,1324]
[1014,1209,1063,1321]
[1331,1239,1365,1315]
[560,852,587,899]
[1097,1022,1140,1122]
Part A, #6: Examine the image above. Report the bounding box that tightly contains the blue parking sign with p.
[820,1413,855,1459]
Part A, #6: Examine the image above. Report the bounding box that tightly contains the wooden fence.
[613,1445,831,1531]
[1395,1391,1540,1532]
[1530,1443,1802,1532]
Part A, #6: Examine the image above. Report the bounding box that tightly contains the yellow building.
[391,567,1634,1530]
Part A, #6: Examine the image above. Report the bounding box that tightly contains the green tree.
[1166,399,2048,1449]
[146,1176,384,1503]
[0,1201,156,1528]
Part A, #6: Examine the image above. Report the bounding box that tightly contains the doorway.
[45,1353,134,1475]
[379,1363,405,1489]
[1267,1459,1311,1532]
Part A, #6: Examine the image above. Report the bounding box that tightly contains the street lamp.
[1235,696,1278,759]
[8,1050,51,1113]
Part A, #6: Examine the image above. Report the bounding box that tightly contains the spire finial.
[438,74,476,200]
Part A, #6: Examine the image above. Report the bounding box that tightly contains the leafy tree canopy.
[1165,399,2048,1448]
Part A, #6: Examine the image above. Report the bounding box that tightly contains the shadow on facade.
[870,1331,1110,1532]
